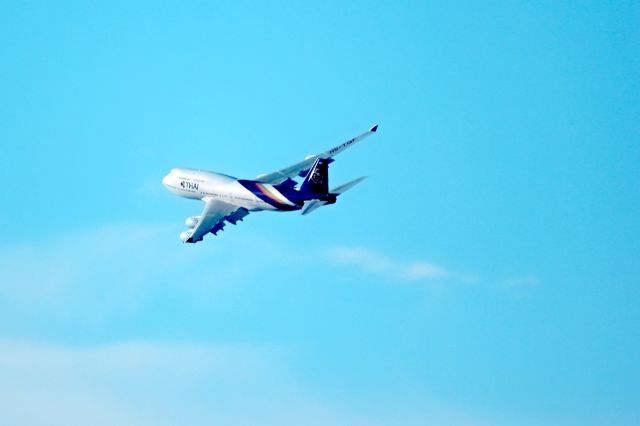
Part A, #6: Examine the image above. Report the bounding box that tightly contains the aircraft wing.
[255,124,378,184]
[185,197,250,243]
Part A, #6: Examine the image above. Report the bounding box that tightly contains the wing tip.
[370,124,378,133]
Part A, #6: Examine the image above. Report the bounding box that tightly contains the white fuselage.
[162,168,294,212]
[160,124,377,243]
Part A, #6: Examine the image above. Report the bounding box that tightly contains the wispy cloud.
[0,340,289,426]
[325,246,453,282]
[0,339,502,426]
[0,223,179,309]
[0,227,535,425]
[0,222,269,324]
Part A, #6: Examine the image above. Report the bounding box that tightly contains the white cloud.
[325,246,451,282]
[0,340,287,426]
[0,226,536,425]
[0,223,186,314]
[0,222,286,321]
[0,340,502,426]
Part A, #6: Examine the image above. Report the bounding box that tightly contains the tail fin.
[300,158,330,194]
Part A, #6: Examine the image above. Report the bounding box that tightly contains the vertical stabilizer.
[300,158,330,195]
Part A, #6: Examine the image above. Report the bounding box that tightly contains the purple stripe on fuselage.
[238,180,300,211]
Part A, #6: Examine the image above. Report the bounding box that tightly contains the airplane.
[162,124,378,243]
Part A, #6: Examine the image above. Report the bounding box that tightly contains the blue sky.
[1,1,639,425]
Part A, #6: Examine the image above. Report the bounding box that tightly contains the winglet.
[370,124,378,133]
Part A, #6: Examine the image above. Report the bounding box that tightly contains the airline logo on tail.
[300,158,330,195]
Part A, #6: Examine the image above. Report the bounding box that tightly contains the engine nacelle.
[179,230,193,242]
[185,216,201,228]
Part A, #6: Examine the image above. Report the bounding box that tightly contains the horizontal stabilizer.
[301,199,327,215]
[331,176,367,194]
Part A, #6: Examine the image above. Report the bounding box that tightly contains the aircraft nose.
[162,174,171,187]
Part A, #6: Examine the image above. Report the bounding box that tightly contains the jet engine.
[185,216,200,228]
[179,230,194,242]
